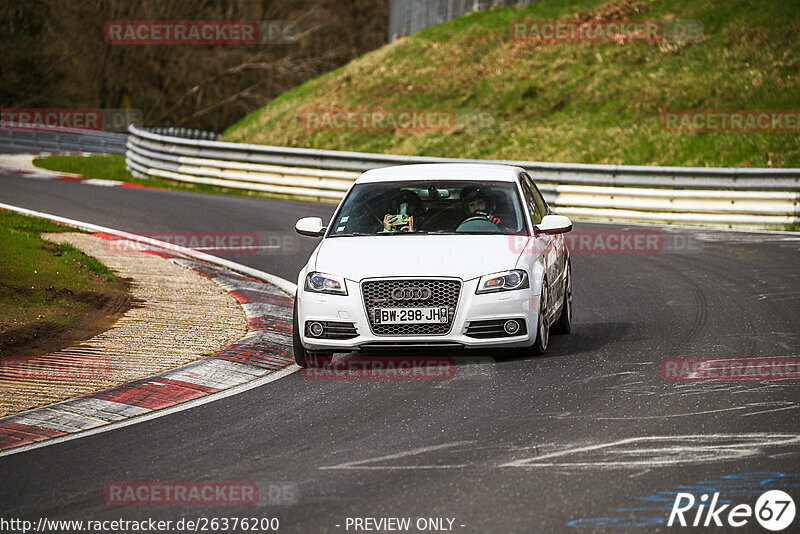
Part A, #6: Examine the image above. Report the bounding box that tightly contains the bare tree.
[2,0,389,131]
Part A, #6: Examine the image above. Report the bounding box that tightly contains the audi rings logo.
[391,287,432,301]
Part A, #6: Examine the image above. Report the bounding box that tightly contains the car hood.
[313,235,527,281]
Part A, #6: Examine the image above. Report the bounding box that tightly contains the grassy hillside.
[0,210,129,358]
[222,0,800,168]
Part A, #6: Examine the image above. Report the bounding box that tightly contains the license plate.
[374,307,449,325]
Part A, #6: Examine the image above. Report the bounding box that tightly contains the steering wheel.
[466,211,506,227]
[456,215,503,233]
[460,215,492,225]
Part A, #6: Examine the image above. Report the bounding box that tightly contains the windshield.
[329,180,528,236]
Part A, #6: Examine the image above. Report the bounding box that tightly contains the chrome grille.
[362,279,461,336]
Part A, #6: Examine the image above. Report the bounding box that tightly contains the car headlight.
[476,269,529,294]
[305,272,348,295]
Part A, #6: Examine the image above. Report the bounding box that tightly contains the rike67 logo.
[669,490,795,531]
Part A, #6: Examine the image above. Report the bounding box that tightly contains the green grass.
[32,154,233,195]
[33,155,134,182]
[0,210,127,330]
[222,0,800,168]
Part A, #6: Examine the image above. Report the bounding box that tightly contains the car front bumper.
[298,278,541,352]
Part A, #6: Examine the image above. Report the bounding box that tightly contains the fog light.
[308,322,324,337]
[503,320,520,335]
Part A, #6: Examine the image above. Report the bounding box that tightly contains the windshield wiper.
[376,231,430,235]
[330,232,374,237]
[333,231,437,237]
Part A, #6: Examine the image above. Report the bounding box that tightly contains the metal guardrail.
[128,126,800,191]
[146,127,221,141]
[0,126,127,154]
[127,125,800,230]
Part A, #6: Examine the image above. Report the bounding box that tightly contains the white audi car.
[292,163,573,367]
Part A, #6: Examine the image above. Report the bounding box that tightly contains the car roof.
[355,163,524,184]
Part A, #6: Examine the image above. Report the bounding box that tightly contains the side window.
[532,184,549,219]
[519,174,543,225]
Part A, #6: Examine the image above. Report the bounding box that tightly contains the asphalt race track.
[1,170,799,532]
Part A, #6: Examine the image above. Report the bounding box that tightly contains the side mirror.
[535,214,572,235]
[295,217,326,237]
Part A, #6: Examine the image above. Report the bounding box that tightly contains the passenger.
[382,190,422,232]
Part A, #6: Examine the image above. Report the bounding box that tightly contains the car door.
[522,173,565,315]
[533,178,569,311]
[518,173,556,311]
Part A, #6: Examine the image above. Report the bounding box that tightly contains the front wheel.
[531,279,550,355]
[292,296,333,368]
[292,295,309,367]
[551,263,572,335]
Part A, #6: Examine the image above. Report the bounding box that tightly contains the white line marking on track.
[320,441,474,470]
[499,433,800,469]
[742,404,800,417]
[193,245,282,251]
[82,178,124,187]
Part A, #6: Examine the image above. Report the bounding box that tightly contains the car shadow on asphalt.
[489,320,633,364]
[319,320,631,373]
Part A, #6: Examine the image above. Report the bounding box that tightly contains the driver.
[461,187,507,230]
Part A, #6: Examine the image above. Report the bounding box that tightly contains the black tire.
[307,353,333,369]
[292,296,334,368]
[292,295,310,367]
[551,263,572,335]
[531,278,550,355]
